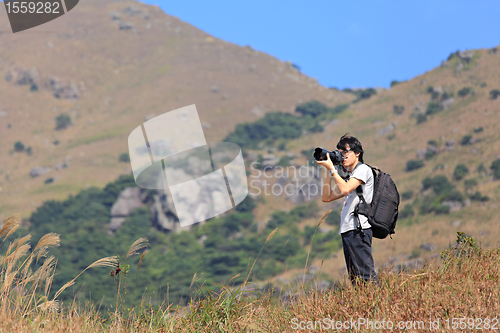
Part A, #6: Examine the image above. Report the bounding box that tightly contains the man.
[316,134,379,285]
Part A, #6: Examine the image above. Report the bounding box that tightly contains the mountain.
[0,0,352,220]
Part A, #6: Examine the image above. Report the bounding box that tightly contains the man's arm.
[322,171,362,202]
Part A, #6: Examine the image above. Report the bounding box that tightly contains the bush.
[453,164,469,181]
[416,113,427,124]
[325,210,341,226]
[432,175,454,195]
[390,80,403,87]
[441,91,454,100]
[426,102,443,115]
[458,87,472,97]
[55,113,72,130]
[427,140,438,147]
[393,105,405,115]
[405,160,424,172]
[490,159,500,179]
[399,205,414,219]
[14,141,25,152]
[401,190,413,201]
[469,191,489,202]
[460,135,473,146]
[444,190,464,203]
[464,179,477,191]
[44,177,54,184]
[119,152,130,163]
[473,127,484,133]
[358,88,377,100]
[295,100,328,118]
[490,89,500,99]
[26,147,32,155]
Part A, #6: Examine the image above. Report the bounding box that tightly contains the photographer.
[316,134,379,286]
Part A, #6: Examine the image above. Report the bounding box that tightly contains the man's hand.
[315,152,334,171]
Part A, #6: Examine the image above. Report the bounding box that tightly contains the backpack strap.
[353,185,366,234]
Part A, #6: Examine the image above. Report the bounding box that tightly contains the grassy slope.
[256,46,500,283]
[0,0,352,220]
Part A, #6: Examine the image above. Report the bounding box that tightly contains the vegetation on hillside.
[224,100,348,149]
[1,211,498,332]
[18,174,342,308]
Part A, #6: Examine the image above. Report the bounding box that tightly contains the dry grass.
[1,211,499,332]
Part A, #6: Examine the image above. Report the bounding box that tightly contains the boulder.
[119,21,134,30]
[29,166,51,178]
[45,78,80,99]
[420,243,436,251]
[441,98,454,109]
[377,123,396,137]
[109,187,145,231]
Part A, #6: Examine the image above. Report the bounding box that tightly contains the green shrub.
[425,149,437,160]
[390,80,403,87]
[119,152,130,163]
[416,113,427,124]
[405,160,424,172]
[399,205,414,219]
[325,210,341,226]
[473,127,484,133]
[490,159,500,179]
[480,82,487,88]
[14,141,25,152]
[443,190,464,203]
[460,135,473,146]
[453,164,469,181]
[426,102,443,115]
[431,175,454,195]
[26,147,32,155]
[458,87,472,97]
[55,113,72,130]
[469,191,489,202]
[401,190,413,201]
[44,177,54,184]
[427,140,438,147]
[441,91,454,100]
[490,89,500,99]
[464,179,477,191]
[295,100,328,118]
[30,83,38,92]
[393,105,405,115]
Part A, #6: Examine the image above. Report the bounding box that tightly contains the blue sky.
[142,0,500,89]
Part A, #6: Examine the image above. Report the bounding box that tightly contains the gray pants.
[341,228,379,286]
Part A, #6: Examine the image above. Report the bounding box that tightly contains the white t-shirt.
[339,163,374,234]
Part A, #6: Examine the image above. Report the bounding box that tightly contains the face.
[339,143,360,168]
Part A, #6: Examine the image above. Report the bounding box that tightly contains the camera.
[313,147,344,165]
[313,147,350,180]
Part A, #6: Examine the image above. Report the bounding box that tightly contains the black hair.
[336,133,364,163]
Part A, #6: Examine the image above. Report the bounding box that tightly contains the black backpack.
[353,164,400,239]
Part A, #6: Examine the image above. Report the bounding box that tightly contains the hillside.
[0,0,352,220]
[246,46,500,282]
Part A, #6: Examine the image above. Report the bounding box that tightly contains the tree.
[295,100,328,118]
[490,89,500,99]
[55,113,72,130]
[491,159,500,180]
[405,160,424,172]
[453,164,469,181]
[14,141,25,152]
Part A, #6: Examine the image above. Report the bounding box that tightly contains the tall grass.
[1,212,499,332]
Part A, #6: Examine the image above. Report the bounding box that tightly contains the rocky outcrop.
[29,166,52,178]
[45,77,80,99]
[109,187,146,232]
